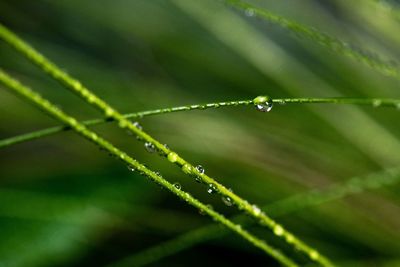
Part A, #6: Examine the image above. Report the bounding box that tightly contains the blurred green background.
[1,0,400,266]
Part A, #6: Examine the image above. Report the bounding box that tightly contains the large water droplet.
[207,183,218,194]
[253,95,273,112]
[144,142,156,153]
[173,182,181,190]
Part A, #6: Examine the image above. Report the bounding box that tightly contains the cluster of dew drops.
[126,96,273,211]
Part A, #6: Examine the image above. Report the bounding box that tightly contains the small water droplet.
[163,144,170,150]
[373,99,382,107]
[173,182,181,190]
[252,204,261,216]
[253,95,273,112]
[195,165,205,174]
[199,204,213,215]
[133,121,142,130]
[182,164,194,174]
[245,8,255,17]
[207,183,218,194]
[195,176,203,183]
[127,165,135,172]
[118,120,129,128]
[221,195,233,206]
[310,251,319,260]
[285,233,294,243]
[273,225,284,236]
[168,152,178,163]
[88,95,95,103]
[105,107,115,117]
[144,142,156,153]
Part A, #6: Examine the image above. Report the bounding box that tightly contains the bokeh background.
[1,0,400,266]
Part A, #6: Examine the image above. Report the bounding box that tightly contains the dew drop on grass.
[144,142,156,153]
[118,120,129,128]
[182,164,194,174]
[173,182,181,190]
[195,165,205,174]
[167,152,178,163]
[373,99,382,107]
[105,107,115,117]
[245,8,255,17]
[199,204,213,215]
[252,204,261,216]
[133,121,142,130]
[207,183,218,194]
[310,251,320,260]
[253,95,273,112]
[273,225,284,236]
[127,165,135,172]
[222,195,233,206]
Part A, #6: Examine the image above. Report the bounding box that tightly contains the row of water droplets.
[118,96,323,261]
[126,96,274,209]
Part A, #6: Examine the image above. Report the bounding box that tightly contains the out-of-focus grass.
[0,0,399,266]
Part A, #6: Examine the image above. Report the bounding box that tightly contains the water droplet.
[167,152,178,163]
[195,176,203,183]
[173,182,181,190]
[105,107,115,117]
[182,164,194,174]
[273,225,284,236]
[144,142,156,153]
[88,95,95,103]
[195,165,205,174]
[245,8,255,17]
[163,143,170,150]
[373,99,382,107]
[207,183,218,194]
[127,165,135,172]
[133,121,142,130]
[199,204,213,215]
[118,120,129,128]
[252,204,261,216]
[253,95,273,112]
[310,251,319,260]
[222,195,233,206]
[285,233,294,243]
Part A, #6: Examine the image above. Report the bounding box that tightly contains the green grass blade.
[0,69,298,267]
[0,23,334,266]
[109,167,400,267]
[224,0,400,79]
[1,97,400,149]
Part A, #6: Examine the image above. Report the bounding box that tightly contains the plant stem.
[224,0,400,79]
[109,166,400,267]
[0,23,334,267]
[1,96,400,149]
[0,68,298,267]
